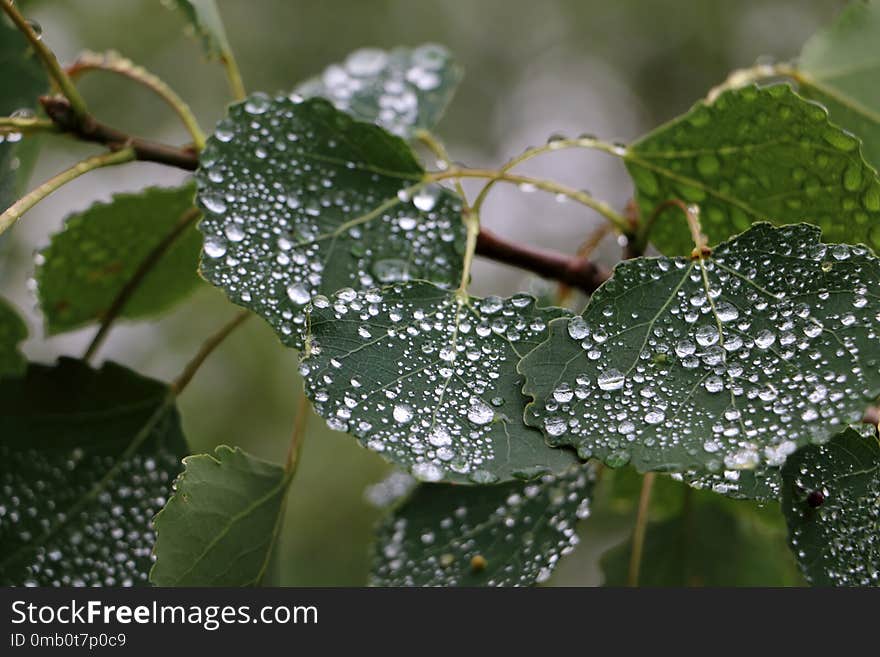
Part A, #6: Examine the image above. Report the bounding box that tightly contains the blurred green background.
[1,0,844,585]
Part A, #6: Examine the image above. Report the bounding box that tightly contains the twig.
[627,472,656,587]
[285,392,310,473]
[556,223,612,304]
[170,310,251,394]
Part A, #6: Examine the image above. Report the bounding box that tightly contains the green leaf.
[300,281,578,485]
[196,95,465,349]
[782,427,880,586]
[600,490,802,586]
[168,0,233,61]
[35,185,202,334]
[150,445,288,586]
[371,463,594,586]
[0,297,27,378]
[520,223,880,476]
[795,0,880,171]
[0,358,187,586]
[627,84,880,255]
[296,44,462,138]
[681,468,781,501]
[0,15,49,211]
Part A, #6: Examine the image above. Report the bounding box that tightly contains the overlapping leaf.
[371,464,594,586]
[300,281,578,485]
[0,359,187,586]
[681,468,781,501]
[795,0,880,170]
[36,185,202,334]
[521,223,880,476]
[782,428,880,586]
[151,446,288,586]
[297,44,462,138]
[168,0,234,61]
[627,84,880,255]
[0,297,26,378]
[196,95,465,349]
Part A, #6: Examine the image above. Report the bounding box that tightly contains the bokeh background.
[1,0,846,585]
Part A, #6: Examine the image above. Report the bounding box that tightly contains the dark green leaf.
[0,358,187,586]
[196,95,465,349]
[795,0,880,170]
[301,281,578,485]
[627,84,880,255]
[168,0,233,61]
[150,445,289,586]
[601,490,802,586]
[36,185,202,334]
[681,468,781,501]
[521,223,880,476]
[297,44,462,138]
[782,427,880,586]
[0,297,26,378]
[371,463,594,586]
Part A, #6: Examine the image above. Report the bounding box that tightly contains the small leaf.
[150,445,288,586]
[601,490,802,586]
[196,95,465,349]
[296,44,462,138]
[627,84,880,255]
[796,0,880,170]
[0,297,27,378]
[521,223,880,475]
[0,15,49,211]
[300,281,578,485]
[0,358,187,586]
[36,185,202,334]
[168,0,233,61]
[782,427,880,586]
[371,463,594,586]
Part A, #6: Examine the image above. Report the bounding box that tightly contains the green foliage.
[0,359,187,586]
[627,85,880,255]
[196,96,466,349]
[168,0,234,62]
[150,445,289,586]
[301,281,577,484]
[782,427,880,586]
[36,185,202,334]
[0,297,27,378]
[371,464,594,586]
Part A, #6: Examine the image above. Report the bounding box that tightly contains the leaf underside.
[520,223,880,478]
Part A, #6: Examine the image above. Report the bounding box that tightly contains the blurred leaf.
[36,185,202,334]
[602,467,687,520]
[301,281,577,485]
[601,490,802,586]
[151,445,289,586]
[627,84,880,255]
[796,0,880,170]
[782,427,880,586]
[0,297,26,378]
[196,95,465,349]
[521,223,880,476]
[0,15,49,211]
[0,358,187,586]
[371,464,594,586]
[168,0,233,61]
[297,44,462,138]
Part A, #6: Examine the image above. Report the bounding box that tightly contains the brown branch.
[863,406,879,427]
[40,95,198,170]
[475,228,610,295]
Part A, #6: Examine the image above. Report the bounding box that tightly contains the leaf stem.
[0,116,58,135]
[415,129,468,201]
[0,147,136,235]
[220,51,246,102]
[285,391,310,473]
[0,0,89,120]
[627,471,656,587]
[83,207,202,363]
[636,199,708,257]
[66,51,206,150]
[170,309,251,395]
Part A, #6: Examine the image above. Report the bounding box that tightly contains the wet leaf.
[782,427,880,586]
[601,490,802,586]
[627,84,880,255]
[681,468,781,502]
[0,297,27,378]
[297,44,462,138]
[300,281,578,485]
[0,359,187,586]
[521,223,880,476]
[168,0,234,61]
[371,463,594,586]
[36,185,202,334]
[196,95,465,350]
[795,0,880,170]
[151,445,289,586]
